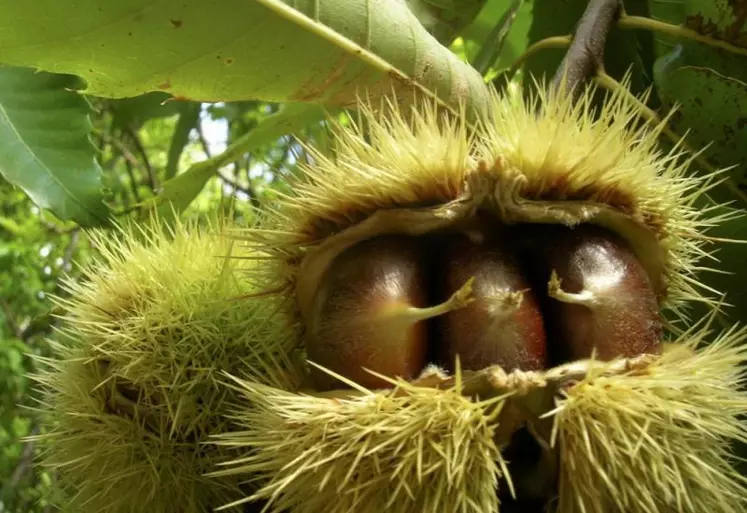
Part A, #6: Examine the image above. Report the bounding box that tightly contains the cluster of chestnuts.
[306,219,662,391]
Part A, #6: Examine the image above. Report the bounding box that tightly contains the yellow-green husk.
[216,82,747,513]
[30,80,747,513]
[31,217,300,513]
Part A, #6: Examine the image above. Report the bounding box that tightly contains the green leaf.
[165,102,202,180]
[0,0,490,114]
[650,0,747,119]
[462,0,534,73]
[0,66,110,227]
[647,0,687,58]
[405,0,487,45]
[471,0,525,75]
[654,0,747,82]
[153,102,328,217]
[109,92,181,131]
[654,55,747,178]
[651,0,747,325]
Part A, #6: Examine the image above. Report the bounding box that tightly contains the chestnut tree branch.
[125,126,158,192]
[124,159,142,203]
[195,122,213,159]
[552,0,622,99]
[8,425,40,491]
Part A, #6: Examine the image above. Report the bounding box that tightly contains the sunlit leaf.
[0,0,490,113]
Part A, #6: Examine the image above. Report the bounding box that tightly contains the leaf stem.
[125,126,158,192]
[498,36,572,83]
[617,15,747,58]
[124,159,142,204]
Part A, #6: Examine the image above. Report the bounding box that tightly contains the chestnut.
[436,231,548,372]
[306,235,473,391]
[517,224,662,364]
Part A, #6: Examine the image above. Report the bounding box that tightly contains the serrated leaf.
[0,66,110,227]
[153,102,327,217]
[0,0,490,114]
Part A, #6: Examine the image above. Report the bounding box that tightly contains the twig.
[60,229,80,275]
[125,126,158,192]
[196,122,213,159]
[237,162,260,209]
[553,0,622,99]
[124,159,142,203]
[97,132,141,169]
[8,425,40,490]
[219,171,260,209]
[242,156,263,208]
[107,155,132,209]
[505,4,747,92]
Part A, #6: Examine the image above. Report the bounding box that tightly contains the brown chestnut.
[517,224,662,363]
[306,235,473,391]
[436,231,548,372]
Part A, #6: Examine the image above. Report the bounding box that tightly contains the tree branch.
[195,122,212,159]
[552,0,622,99]
[219,171,260,209]
[241,157,262,209]
[98,132,141,169]
[124,159,142,203]
[59,228,80,275]
[125,126,158,192]
[8,425,40,491]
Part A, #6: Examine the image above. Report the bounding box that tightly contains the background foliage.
[0,0,745,510]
